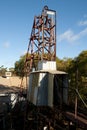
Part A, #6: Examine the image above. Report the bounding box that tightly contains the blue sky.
[0,0,87,68]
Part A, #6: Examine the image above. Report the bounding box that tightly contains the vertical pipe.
[54,11,56,61]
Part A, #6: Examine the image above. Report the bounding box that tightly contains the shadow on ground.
[0,84,20,94]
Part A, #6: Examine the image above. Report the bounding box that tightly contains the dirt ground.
[0,76,26,94]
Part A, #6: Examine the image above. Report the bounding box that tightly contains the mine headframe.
[25,6,56,74]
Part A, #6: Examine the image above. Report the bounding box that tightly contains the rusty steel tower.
[25,6,56,73]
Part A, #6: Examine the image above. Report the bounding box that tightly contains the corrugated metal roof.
[48,70,67,74]
[30,70,67,74]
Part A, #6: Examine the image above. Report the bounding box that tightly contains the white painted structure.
[27,70,68,107]
[27,61,68,107]
[38,61,56,71]
[5,71,12,77]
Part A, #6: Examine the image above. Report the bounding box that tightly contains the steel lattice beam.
[26,6,56,72]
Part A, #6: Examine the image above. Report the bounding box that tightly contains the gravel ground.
[0,76,26,94]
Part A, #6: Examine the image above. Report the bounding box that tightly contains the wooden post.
[75,68,78,119]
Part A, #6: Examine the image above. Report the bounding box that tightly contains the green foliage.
[67,51,87,110]
[0,65,7,76]
[56,57,72,72]
[14,55,25,77]
[76,50,87,76]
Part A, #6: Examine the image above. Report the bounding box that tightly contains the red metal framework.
[25,6,56,72]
